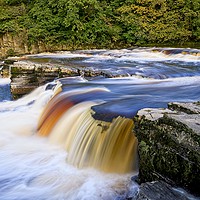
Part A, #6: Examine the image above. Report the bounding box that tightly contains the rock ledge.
[134,102,200,196]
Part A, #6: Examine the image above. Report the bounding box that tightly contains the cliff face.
[0,33,28,57]
[0,33,59,58]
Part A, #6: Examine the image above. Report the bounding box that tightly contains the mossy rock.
[134,105,200,196]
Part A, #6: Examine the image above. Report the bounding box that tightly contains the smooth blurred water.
[27,47,200,120]
[0,84,137,200]
[0,78,11,102]
[28,47,200,78]
[57,75,200,121]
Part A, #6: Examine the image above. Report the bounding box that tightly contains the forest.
[0,0,200,49]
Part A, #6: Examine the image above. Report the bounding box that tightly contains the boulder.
[135,181,196,200]
[134,102,200,196]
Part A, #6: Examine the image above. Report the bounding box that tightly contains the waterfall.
[1,47,199,199]
[0,82,138,200]
[38,85,138,173]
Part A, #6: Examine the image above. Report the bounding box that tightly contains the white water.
[90,75,200,86]
[1,47,199,199]
[0,78,10,85]
[26,47,200,79]
[0,78,11,102]
[0,84,138,200]
[28,48,200,63]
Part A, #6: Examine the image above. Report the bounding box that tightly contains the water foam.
[26,48,200,64]
[0,78,10,85]
[0,84,138,200]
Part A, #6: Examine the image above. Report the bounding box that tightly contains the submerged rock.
[134,102,200,196]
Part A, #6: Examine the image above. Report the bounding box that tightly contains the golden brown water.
[38,89,138,173]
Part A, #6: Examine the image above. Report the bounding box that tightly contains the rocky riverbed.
[0,60,116,99]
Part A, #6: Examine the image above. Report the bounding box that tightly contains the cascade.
[38,84,138,173]
[1,48,200,199]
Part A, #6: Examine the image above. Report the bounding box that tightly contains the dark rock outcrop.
[134,102,200,196]
[135,181,197,200]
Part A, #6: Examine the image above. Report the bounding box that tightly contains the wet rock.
[135,181,197,200]
[4,59,15,65]
[168,102,200,114]
[0,65,10,78]
[134,102,200,196]
[9,61,115,99]
[10,62,62,98]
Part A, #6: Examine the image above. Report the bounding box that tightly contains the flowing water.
[0,47,199,199]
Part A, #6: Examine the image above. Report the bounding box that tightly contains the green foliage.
[6,48,15,56]
[4,0,28,5]
[0,0,199,48]
[0,3,26,33]
[117,0,198,44]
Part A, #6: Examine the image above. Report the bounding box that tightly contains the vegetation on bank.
[0,0,200,49]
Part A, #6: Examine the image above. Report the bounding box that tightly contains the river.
[0,47,199,199]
